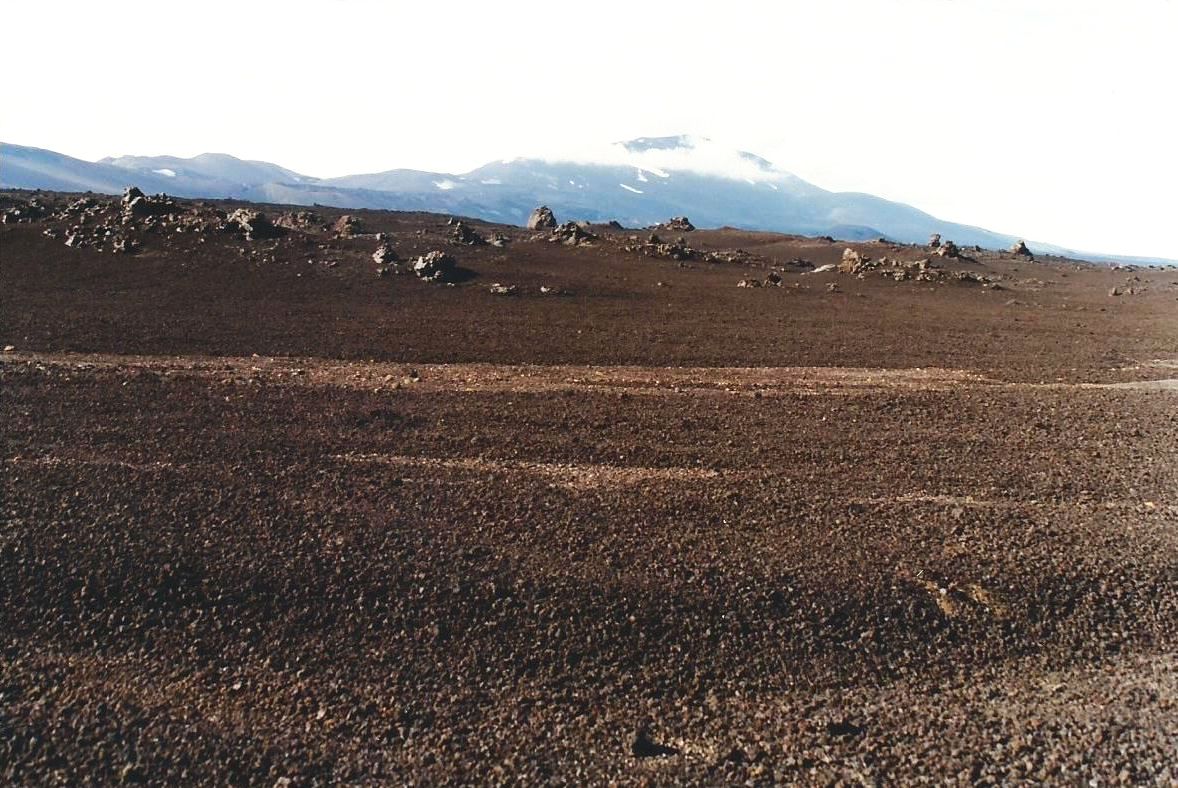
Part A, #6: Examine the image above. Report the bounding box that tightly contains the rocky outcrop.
[226,208,280,240]
[121,186,175,222]
[333,215,363,238]
[451,221,486,246]
[274,211,322,231]
[623,233,696,260]
[373,243,400,276]
[412,251,458,283]
[839,248,867,273]
[527,206,557,230]
[1010,240,1034,259]
[934,240,960,258]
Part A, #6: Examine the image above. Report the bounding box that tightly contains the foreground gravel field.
[2,193,1176,783]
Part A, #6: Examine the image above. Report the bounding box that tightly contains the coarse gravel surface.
[2,191,1176,784]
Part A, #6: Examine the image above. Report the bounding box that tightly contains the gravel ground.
[2,193,1176,784]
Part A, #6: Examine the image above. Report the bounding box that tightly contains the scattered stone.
[702,248,753,264]
[412,250,458,283]
[632,729,679,758]
[488,283,518,296]
[827,282,841,292]
[488,233,510,247]
[111,237,140,254]
[953,270,992,284]
[2,198,48,223]
[451,221,486,246]
[826,719,866,738]
[928,233,942,249]
[737,279,763,288]
[1109,287,1122,297]
[527,206,557,230]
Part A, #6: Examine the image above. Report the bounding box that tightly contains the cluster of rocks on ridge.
[2,187,320,255]
[657,216,695,232]
[7,193,1119,301]
[548,221,597,247]
[833,248,999,286]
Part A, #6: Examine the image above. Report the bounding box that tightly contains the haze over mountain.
[2,136,1171,265]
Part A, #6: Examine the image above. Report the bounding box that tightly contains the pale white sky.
[6,1,1177,257]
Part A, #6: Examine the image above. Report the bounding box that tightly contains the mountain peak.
[618,134,708,153]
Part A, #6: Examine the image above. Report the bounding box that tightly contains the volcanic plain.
[2,191,1176,784]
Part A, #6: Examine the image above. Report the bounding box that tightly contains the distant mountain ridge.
[2,137,1172,265]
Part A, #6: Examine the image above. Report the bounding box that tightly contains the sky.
[5,0,1177,258]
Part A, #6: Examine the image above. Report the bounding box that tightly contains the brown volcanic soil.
[2,192,1177,784]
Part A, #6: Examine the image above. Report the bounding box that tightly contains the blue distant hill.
[3,136,1172,266]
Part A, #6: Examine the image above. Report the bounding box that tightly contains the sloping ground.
[1,193,1176,784]
[2,193,1176,383]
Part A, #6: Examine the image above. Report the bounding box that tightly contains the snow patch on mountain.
[540,135,790,184]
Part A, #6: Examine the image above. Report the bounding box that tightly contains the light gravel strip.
[11,350,1175,395]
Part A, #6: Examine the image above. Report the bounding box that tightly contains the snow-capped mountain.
[2,136,1171,263]
[100,152,305,192]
